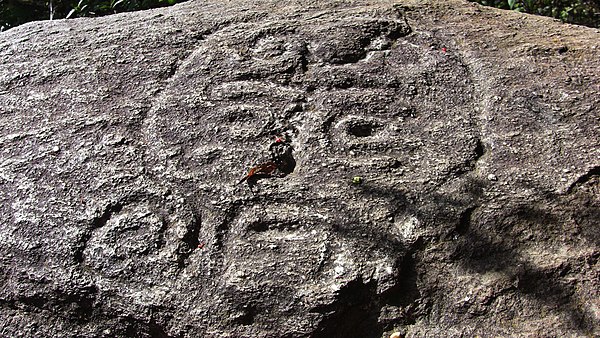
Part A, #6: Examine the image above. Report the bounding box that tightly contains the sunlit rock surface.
[0,0,598,337]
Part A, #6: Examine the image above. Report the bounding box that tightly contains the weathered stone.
[0,0,598,337]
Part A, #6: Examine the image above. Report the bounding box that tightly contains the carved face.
[143,9,480,335]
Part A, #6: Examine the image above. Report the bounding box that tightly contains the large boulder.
[0,0,598,337]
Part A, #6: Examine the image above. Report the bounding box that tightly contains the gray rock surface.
[0,0,598,337]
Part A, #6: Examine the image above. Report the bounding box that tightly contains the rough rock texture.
[0,0,598,337]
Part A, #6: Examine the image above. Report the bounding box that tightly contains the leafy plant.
[470,0,600,27]
[0,0,184,31]
[66,0,88,18]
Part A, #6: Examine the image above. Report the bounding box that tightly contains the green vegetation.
[471,0,600,27]
[1,0,181,31]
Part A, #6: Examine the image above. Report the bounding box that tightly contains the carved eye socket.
[346,120,379,137]
[227,110,254,123]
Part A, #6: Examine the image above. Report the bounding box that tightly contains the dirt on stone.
[0,0,598,337]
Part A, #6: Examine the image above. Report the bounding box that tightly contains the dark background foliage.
[471,0,600,27]
[1,0,180,31]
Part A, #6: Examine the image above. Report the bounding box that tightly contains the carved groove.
[456,206,478,236]
[566,166,600,193]
[447,138,486,177]
[176,212,202,268]
[74,202,123,264]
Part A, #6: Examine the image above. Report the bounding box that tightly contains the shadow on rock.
[451,204,597,335]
